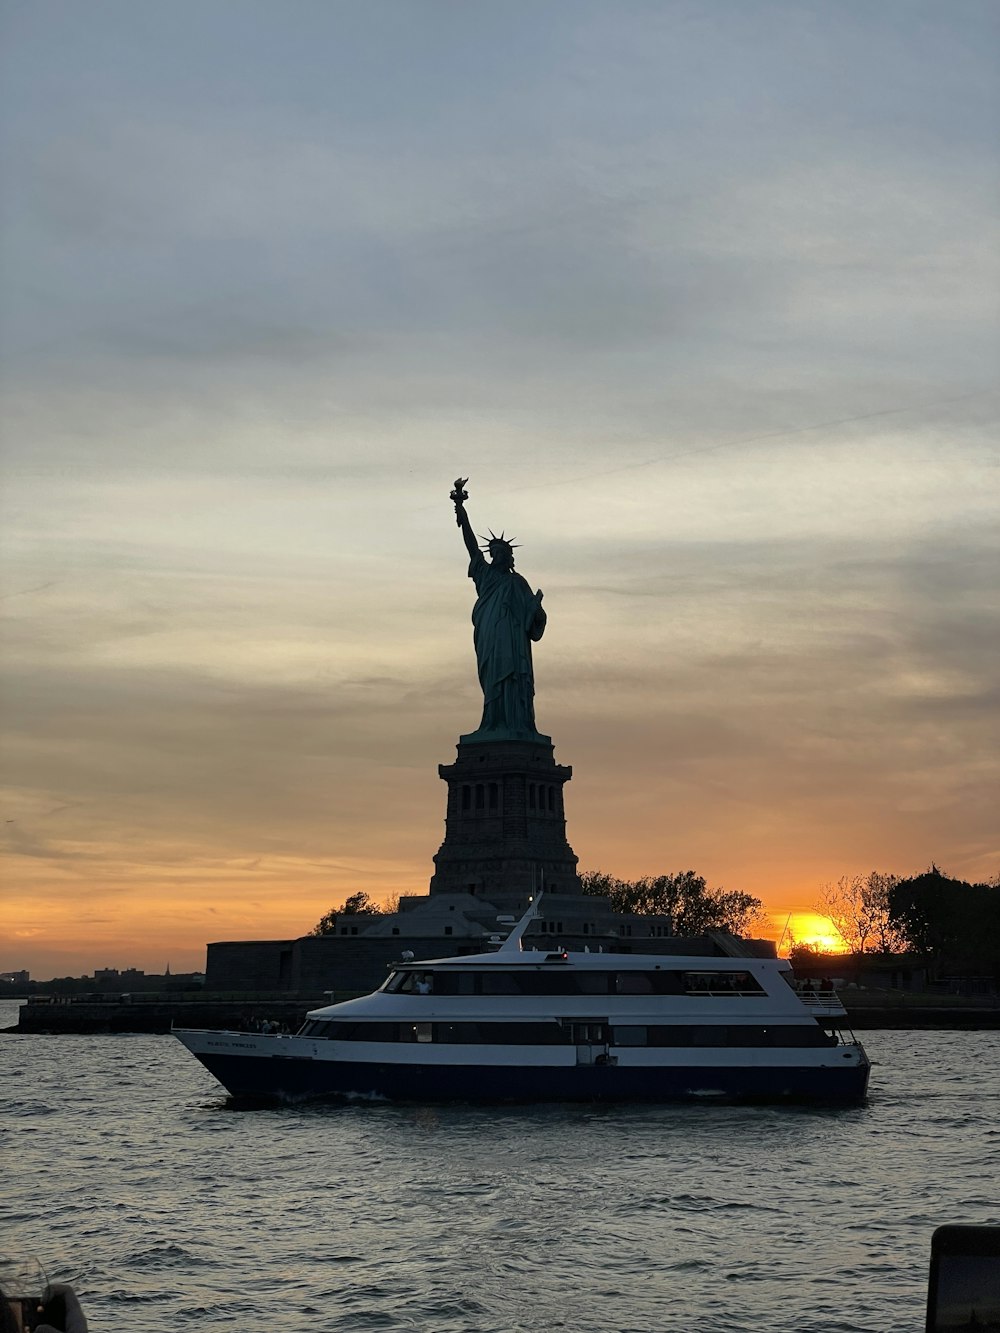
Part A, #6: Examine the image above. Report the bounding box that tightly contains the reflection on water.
[2,1021,998,1332]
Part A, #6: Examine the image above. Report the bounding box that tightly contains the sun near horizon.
[773,912,849,957]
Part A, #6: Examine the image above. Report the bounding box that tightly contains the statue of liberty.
[450,479,547,739]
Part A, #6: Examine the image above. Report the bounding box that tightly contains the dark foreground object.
[926,1224,1000,1333]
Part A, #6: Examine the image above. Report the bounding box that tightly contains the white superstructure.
[176,897,870,1104]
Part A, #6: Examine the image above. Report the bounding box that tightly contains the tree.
[310,892,382,936]
[580,869,766,937]
[887,866,1000,975]
[817,871,906,954]
[787,941,822,968]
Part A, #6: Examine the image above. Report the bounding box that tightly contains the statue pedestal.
[459,727,552,746]
[429,735,581,905]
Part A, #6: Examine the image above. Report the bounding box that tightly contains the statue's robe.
[468,552,546,736]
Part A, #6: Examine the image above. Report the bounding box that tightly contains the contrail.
[0,580,58,601]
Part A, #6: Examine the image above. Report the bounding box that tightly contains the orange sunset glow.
[3,458,997,981]
[775,914,849,957]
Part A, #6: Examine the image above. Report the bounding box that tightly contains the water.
[2,999,998,1332]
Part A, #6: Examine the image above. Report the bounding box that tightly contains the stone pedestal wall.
[429,736,581,898]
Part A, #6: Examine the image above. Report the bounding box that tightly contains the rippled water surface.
[2,1002,998,1332]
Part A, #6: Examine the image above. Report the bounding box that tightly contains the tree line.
[578,869,766,937]
[797,866,1000,977]
[311,892,397,935]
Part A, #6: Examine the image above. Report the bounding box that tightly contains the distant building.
[1,970,30,986]
[94,966,146,983]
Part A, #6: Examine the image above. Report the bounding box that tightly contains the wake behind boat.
[175,898,870,1105]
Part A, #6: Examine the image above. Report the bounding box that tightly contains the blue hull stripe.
[194,1054,870,1104]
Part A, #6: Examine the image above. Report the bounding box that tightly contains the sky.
[1,0,998,978]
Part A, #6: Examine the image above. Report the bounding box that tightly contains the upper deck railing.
[793,983,847,1015]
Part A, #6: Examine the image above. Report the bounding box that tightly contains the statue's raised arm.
[450,477,479,561]
[448,478,547,741]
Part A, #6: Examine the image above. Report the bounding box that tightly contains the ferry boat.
[175,900,870,1104]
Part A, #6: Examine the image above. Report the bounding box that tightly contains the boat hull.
[182,1044,870,1106]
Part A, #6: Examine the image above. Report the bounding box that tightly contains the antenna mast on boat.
[498,894,544,954]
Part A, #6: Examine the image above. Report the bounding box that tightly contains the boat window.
[308,1021,570,1045]
[615,971,683,995]
[445,969,481,995]
[320,1022,400,1042]
[726,1025,768,1046]
[682,971,765,995]
[616,971,653,994]
[436,1022,569,1045]
[406,968,710,997]
[478,970,616,996]
[632,1024,832,1048]
[312,1019,831,1047]
[690,1025,728,1046]
[518,970,606,996]
[388,971,434,994]
[641,1025,691,1047]
[609,1024,716,1046]
[766,1025,835,1047]
[574,972,612,995]
[429,971,476,996]
[611,1025,648,1046]
[479,971,524,995]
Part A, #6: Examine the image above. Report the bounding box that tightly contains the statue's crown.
[479,528,520,552]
